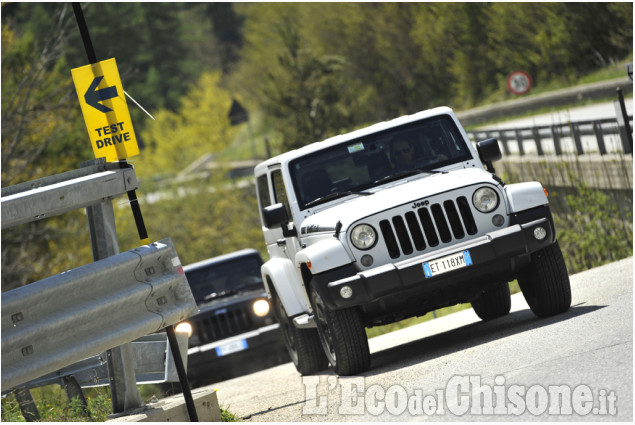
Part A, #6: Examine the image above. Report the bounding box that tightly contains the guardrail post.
[62,376,90,418]
[549,125,561,155]
[498,130,509,156]
[592,121,608,154]
[616,87,633,154]
[570,122,584,155]
[83,159,120,261]
[531,127,542,156]
[13,388,40,422]
[512,129,522,156]
[81,158,142,414]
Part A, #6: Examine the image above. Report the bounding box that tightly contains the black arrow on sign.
[85,76,118,113]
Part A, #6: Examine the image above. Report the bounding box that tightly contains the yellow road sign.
[71,58,139,161]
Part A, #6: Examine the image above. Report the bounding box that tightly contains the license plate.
[215,339,248,357]
[423,250,472,278]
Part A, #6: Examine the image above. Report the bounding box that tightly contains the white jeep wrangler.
[254,106,571,376]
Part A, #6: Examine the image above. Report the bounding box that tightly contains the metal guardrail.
[1,158,198,417]
[1,161,136,229]
[1,238,197,390]
[456,77,632,127]
[10,332,189,393]
[467,117,633,157]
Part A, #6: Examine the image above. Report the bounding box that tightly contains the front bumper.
[186,324,287,383]
[317,217,554,310]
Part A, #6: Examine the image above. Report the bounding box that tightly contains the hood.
[194,288,267,315]
[299,168,497,233]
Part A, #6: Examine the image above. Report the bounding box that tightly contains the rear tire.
[518,242,572,318]
[471,281,511,320]
[273,295,328,375]
[310,287,370,376]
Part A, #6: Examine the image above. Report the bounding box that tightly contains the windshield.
[290,114,473,209]
[186,256,263,303]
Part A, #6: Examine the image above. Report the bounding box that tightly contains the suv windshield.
[186,256,263,303]
[289,114,473,209]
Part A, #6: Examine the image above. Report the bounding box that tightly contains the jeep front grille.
[379,196,478,259]
[192,307,254,344]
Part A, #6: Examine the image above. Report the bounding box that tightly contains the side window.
[256,174,271,211]
[271,169,292,221]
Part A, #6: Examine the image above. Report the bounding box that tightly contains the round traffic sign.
[507,70,532,95]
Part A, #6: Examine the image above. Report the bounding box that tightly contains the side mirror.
[263,203,288,228]
[476,138,502,173]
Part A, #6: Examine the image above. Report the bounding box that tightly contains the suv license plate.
[423,250,472,278]
[215,339,248,357]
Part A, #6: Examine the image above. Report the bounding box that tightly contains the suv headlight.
[472,187,499,213]
[175,321,193,338]
[252,299,270,317]
[350,224,377,250]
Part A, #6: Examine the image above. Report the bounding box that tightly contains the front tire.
[518,242,571,317]
[310,287,370,376]
[471,281,511,320]
[273,295,328,375]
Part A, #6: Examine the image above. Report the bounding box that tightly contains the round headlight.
[472,187,499,213]
[175,321,193,338]
[252,299,271,317]
[350,224,377,250]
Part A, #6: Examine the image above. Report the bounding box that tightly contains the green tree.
[486,3,633,91]
[232,2,633,128]
[1,6,89,184]
[2,2,242,135]
[117,176,265,265]
[230,4,355,150]
[1,5,95,292]
[448,4,494,107]
[260,16,351,150]
[116,70,262,264]
[203,3,245,73]
[68,3,202,130]
[606,2,634,54]
[135,71,236,178]
[312,3,434,118]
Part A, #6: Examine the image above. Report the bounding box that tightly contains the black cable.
[72,3,197,421]
[72,3,97,64]
[167,325,199,421]
[127,189,149,243]
[118,161,150,243]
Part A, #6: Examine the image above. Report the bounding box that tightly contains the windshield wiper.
[373,168,445,185]
[305,190,372,208]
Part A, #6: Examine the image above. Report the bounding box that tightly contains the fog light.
[340,286,353,299]
[361,254,374,267]
[492,214,505,227]
[533,226,547,240]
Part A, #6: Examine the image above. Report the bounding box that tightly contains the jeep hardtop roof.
[183,248,262,273]
[254,106,457,174]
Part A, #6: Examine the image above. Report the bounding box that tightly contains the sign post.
[71,58,139,161]
[70,4,198,420]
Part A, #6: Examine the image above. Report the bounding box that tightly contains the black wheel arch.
[304,263,358,311]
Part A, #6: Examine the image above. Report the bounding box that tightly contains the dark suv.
[176,249,289,387]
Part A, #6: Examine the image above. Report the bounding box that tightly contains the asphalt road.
[212,257,633,422]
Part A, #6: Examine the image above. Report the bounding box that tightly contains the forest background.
[1,2,633,292]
